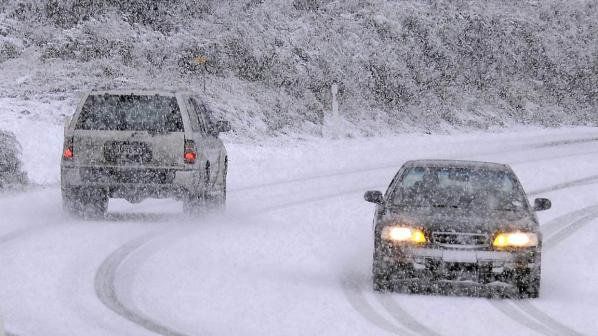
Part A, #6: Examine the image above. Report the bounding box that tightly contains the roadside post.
[193,55,208,92]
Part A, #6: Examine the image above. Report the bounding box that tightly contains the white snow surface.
[1,119,598,335]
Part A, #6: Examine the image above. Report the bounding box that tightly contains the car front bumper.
[376,245,540,287]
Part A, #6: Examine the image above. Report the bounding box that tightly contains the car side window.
[384,169,405,202]
[188,98,208,134]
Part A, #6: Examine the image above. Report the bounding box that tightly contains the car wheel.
[515,268,541,298]
[372,260,392,292]
[373,273,391,292]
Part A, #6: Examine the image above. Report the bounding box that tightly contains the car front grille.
[80,168,175,184]
[432,232,490,248]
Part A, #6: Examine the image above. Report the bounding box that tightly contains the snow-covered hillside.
[0,0,597,136]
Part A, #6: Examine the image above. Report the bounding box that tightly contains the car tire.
[63,187,108,218]
[516,268,541,298]
[373,273,391,292]
[372,261,392,292]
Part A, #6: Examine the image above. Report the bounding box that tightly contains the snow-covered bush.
[0,130,28,188]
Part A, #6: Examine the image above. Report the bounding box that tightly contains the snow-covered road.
[2,127,598,336]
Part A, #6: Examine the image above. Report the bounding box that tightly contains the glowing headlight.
[381,226,427,244]
[492,232,538,248]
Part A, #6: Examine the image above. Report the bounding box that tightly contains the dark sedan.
[364,160,551,298]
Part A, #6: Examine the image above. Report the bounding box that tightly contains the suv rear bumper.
[61,166,204,197]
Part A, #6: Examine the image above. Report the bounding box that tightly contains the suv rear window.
[76,95,184,132]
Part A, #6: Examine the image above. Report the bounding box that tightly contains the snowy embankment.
[1,99,598,335]
[0,98,68,185]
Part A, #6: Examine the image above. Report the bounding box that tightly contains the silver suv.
[61,90,230,217]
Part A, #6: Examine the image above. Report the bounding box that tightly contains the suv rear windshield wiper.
[432,204,459,208]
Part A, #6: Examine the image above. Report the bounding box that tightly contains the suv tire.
[63,187,108,218]
[206,163,227,210]
[183,191,206,215]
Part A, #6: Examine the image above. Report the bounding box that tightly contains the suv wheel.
[183,191,206,214]
[63,187,108,218]
[206,163,227,210]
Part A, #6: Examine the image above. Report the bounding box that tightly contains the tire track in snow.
[340,274,416,336]
[94,233,191,336]
[490,300,558,336]
[376,295,442,336]
[516,300,585,336]
[93,134,598,336]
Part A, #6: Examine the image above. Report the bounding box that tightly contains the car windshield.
[390,166,527,211]
[76,95,184,132]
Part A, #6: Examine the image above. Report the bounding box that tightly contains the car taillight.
[63,137,74,160]
[184,139,197,164]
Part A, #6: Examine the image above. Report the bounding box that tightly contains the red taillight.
[63,137,74,160]
[184,139,197,164]
[63,147,74,159]
[184,151,197,163]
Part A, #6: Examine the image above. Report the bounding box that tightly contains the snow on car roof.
[403,159,511,170]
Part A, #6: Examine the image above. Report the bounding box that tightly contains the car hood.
[381,206,537,233]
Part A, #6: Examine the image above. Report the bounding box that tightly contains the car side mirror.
[533,198,551,211]
[210,120,231,135]
[364,190,384,204]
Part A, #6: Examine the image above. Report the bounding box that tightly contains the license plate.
[117,144,145,156]
[443,250,477,263]
[104,142,152,164]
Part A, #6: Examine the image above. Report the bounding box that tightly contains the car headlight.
[381,226,427,244]
[492,232,538,248]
